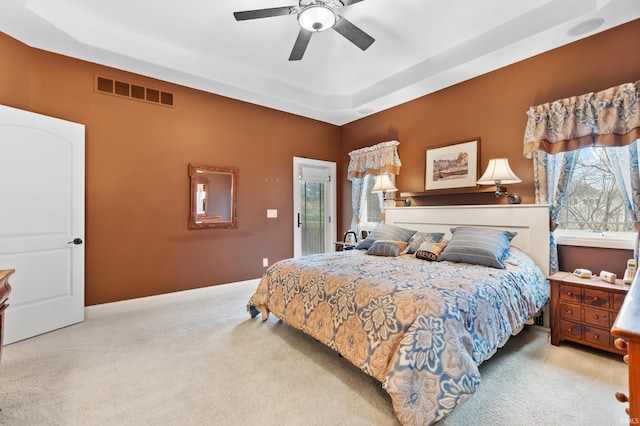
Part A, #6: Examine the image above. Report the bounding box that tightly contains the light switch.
[267,209,278,218]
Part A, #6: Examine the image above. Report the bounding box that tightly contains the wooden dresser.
[0,269,14,363]
[611,273,640,424]
[549,271,629,355]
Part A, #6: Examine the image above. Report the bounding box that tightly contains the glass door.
[300,180,326,255]
[293,157,336,258]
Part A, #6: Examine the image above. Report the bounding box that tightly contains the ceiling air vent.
[95,76,174,107]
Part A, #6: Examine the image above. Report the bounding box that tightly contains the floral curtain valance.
[523,81,640,159]
[347,140,401,180]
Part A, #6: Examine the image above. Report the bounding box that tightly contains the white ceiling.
[1,0,639,125]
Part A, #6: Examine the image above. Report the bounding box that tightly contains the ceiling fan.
[233,0,375,61]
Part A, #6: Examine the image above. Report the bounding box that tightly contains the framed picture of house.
[425,138,480,190]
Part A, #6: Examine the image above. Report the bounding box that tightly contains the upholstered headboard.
[385,204,550,275]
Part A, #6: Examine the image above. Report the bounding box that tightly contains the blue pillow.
[438,227,517,269]
[366,240,407,257]
[355,224,417,250]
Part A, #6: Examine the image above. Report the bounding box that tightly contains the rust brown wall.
[0,32,340,305]
[557,245,632,279]
[339,19,640,274]
[2,20,639,305]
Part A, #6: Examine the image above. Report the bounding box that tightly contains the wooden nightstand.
[549,271,629,354]
[334,242,357,251]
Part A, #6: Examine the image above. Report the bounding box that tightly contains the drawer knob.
[567,309,572,314]
[615,392,628,403]
[615,338,628,351]
[568,327,573,332]
[593,334,599,340]
[623,354,629,364]
[567,292,573,296]
[594,315,599,319]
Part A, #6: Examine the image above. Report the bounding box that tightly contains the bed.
[247,205,550,425]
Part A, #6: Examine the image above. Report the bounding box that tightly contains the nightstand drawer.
[559,302,582,321]
[583,325,610,347]
[613,293,626,311]
[584,288,609,308]
[559,284,582,303]
[583,306,610,328]
[560,320,582,339]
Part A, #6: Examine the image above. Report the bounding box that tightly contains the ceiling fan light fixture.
[298,4,336,32]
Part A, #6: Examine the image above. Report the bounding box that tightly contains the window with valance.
[523,80,640,272]
[347,140,402,232]
[347,140,402,179]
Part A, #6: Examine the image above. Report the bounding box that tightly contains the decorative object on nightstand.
[476,158,522,204]
[549,271,629,354]
[343,230,357,245]
[623,258,637,284]
[334,231,358,251]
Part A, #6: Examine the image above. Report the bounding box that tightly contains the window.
[359,174,382,227]
[555,146,635,249]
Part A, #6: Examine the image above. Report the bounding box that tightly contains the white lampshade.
[371,174,398,193]
[476,158,522,185]
[298,4,336,32]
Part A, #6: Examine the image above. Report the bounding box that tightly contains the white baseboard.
[85,278,260,319]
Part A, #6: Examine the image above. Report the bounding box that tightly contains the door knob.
[68,238,83,245]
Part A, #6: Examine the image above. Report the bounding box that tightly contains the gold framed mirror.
[188,163,238,229]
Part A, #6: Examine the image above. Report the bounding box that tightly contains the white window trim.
[554,229,636,250]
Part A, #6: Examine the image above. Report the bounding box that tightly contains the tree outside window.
[558,147,632,232]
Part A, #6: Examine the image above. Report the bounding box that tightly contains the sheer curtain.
[532,150,577,273]
[523,81,640,271]
[608,140,640,256]
[347,140,402,233]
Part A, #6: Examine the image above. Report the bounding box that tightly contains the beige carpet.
[0,279,629,426]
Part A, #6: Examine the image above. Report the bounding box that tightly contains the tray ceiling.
[0,0,639,125]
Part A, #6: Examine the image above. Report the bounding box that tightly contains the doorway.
[293,157,336,258]
[0,104,85,344]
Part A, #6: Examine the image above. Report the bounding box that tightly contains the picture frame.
[425,138,480,190]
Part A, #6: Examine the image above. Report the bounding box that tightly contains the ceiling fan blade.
[233,6,295,21]
[332,17,374,51]
[340,0,367,6]
[289,29,313,61]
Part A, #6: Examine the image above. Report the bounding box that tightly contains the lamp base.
[507,193,522,204]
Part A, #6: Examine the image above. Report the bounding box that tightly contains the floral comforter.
[247,247,549,425]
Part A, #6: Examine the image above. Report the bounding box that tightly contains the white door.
[0,104,85,344]
[293,157,336,258]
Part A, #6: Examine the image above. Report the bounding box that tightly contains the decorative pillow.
[355,224,417,250]
[438,227,517,269]
[404,231,445,254]
[366,240,408,257]
[414,240,449,261]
